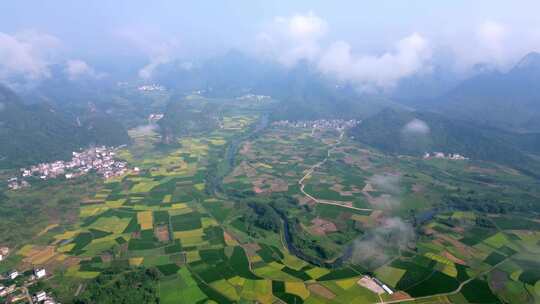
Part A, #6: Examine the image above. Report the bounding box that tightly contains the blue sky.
[1,1,540,86]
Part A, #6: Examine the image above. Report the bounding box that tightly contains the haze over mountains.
[2,3,540,173]
[3,49,540,170]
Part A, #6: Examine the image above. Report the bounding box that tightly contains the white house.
[381,284,394,295]
[35,291,47,302]
[34,268,46,279]
[8,270,19,280]
[0,254,3,261]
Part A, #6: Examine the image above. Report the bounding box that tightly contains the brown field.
[223,231,239,246]
[242,243,261,257]
[309,217,338,236]
[307,283,335,299]
[154,225,170,242]
[22,246,58,266]
[441,251,467,265]
[390,291,412,301]
[357,276,384,294]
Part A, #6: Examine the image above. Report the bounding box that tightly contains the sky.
[2,1,540,88]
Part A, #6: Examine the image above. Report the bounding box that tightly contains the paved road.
[298,131,372,212]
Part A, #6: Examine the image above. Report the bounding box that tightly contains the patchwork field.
[3,108,540,304]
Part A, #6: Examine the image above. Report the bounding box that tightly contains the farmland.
[1,99,540,303]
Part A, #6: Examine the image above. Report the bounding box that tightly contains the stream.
[214,114,354,268]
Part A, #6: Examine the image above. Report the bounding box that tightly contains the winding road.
[298,130,373,212]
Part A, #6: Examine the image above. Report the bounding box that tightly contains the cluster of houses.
[8,146,130,190]
[236,94,271,102]
[423,152,469,160]
[273,119,360,131]
[6,179,29,191]
[137,84,165,92]
[1,268,58,303]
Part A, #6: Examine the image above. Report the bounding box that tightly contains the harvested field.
[357,276,385,294]
[137,211,153,230]
[155,225,170,242]
[309,217,338,236]
[22,245,58,265]
[442,251,467,265]
[307,283,336,299]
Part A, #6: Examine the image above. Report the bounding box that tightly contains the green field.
[2,99,540,304]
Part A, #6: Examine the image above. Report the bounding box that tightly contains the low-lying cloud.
[65,59,103,80]
[319,33,431,89]
[402,118,430,135]
[351,217,415,268]
[368,174,401,195]
[257,12,432,89]
[0,30,61,82]
[116,28,182,80]
[256,11,327,67]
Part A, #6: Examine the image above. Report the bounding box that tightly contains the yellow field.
[57,243,75,253]
[335,278,358,290]
[305,267,331,280]
[80,205,109,217]
[228,276,246,287]
[425,252,454,266]
[285,282,310,299]
[129,257,144,266]
[172,228,204,239]
[131,180,160,193]
[441,263,458,277]
[18,244,34,256]
[105,199,126,208]
[185,250,201,263]
[201,217,218,228]
[53,230,79,241]
[137,211,154,230]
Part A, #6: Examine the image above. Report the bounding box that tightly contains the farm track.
[298,130,373,213]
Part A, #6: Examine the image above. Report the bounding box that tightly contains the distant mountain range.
[429,52,540,132]
[0,84,129,169]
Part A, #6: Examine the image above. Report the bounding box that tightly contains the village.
[0,266,58,303]
[423,152,469,160]
[137,84,165,92]
[273,119,360,131]
[8,146,135,190]
[235,93,271,102]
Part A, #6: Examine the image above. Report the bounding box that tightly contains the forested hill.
[349,109,540,173]
[0,84,130,169]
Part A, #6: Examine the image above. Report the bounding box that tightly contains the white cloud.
[116,28,181,80]
[0,31,61,81]
[65,59,103,80]
[352,217,415,267]
[459,20,512,67]
[318,33,432,89]
[257,12,431,89]
[402,118,430,135]
[450,20,533,70]
[256,11,328,67]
